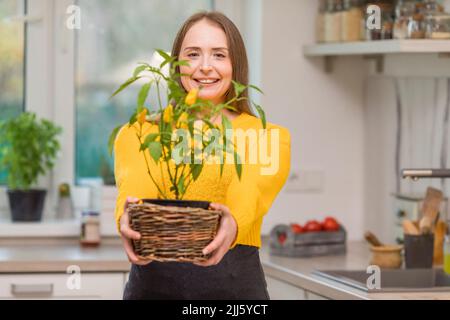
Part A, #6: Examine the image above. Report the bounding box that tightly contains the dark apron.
[123,244,270,300]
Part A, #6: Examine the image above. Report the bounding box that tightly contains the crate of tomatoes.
[269,217,346,257]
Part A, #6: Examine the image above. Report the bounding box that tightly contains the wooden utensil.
[364,231,384,247]
[433,219,448,265]
[419,187,443,234]
[403,219,421,235]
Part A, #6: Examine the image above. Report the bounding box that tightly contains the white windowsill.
[0,219,81,237]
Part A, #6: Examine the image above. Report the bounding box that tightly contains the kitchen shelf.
[303,40,450,72]
[304,39,450,56]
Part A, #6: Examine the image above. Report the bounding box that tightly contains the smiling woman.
[116,11,291,300]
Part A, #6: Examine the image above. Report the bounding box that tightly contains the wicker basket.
[127,200,222,262]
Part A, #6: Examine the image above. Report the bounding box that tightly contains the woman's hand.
[193,203,237,267]
[119,196,152,266]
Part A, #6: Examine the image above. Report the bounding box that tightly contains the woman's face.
[179,19,232,105]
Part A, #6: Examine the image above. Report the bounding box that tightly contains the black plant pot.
[7,189,47,222]
[143,198,210,209]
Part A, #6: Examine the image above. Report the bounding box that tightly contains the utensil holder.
[404,233,434,268]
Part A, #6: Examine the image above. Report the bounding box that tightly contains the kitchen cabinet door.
[0,273,124,300]
[265,276,306,300]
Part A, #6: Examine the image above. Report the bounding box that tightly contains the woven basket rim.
[128,202,223,215]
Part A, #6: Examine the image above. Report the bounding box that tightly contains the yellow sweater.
[114,112,291,249]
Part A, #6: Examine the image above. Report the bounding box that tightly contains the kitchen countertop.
[0,237,131,273]
[259,237,450,300]
[1,236,450,299]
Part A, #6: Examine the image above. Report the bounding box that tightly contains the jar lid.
[82,210,100,216]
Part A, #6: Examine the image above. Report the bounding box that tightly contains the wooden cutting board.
[419,187,443,234]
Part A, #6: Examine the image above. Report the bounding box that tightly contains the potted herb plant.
[0,112,62,221]
[108,50,265,261]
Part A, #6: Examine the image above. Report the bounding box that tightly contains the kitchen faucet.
[402,169,450,180]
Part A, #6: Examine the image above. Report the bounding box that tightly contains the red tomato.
[304,220,323,232]
[322,219,340,232]
[324,216,338,225]
[290,223,304,234]
[278,233,287,245]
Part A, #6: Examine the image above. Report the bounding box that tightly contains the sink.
[313,269,450,293]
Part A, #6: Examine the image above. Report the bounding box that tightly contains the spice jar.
[364,2,394,40]
[80,211,101,247]
[425,13,450,39]
[341,0,364,42]
[393,0,415,39]
[381,8,394,39]
[324,0,343,42]
[424,0,441,14]
[316,0,327,43]
[408,12,426,38]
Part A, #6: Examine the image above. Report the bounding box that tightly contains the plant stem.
[137,124,167,198]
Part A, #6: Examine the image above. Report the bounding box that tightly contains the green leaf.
[133,65,147,77]
[110,76,141,99]
[156,49,172,61]
[232,80,246,97]
[220,162,224,178]
[248,84,264,95]
[148,141,162,163]
[253,102,267,129]
[234,152,242,180]
[172,60,190,68]
[221,113,232,132]
[142,133,159,148]
[128,112,137,127]
[190,163,203,181]
[177,174,185,195]
[108,125,122,156]
[137,82,151,108]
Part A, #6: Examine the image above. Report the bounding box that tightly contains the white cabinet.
[265,276,306,300]
[0,273,124,300]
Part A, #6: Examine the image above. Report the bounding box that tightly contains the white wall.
[258,0,367,241]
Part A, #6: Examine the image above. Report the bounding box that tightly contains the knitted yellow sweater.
[114,112,291,249]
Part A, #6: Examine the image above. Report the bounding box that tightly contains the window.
[0,0,26,184]
[75,0,214,185]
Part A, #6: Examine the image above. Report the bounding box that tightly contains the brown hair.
[171,11,254,116]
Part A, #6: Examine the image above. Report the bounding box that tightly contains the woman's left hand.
[193,203,237,267]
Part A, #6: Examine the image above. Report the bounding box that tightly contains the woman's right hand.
[120,197,152,265]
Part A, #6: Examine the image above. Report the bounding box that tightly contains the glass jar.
[80,211,101,247]
[394,0,416,39]
[425,13,450,39]
[341,0,364,42]
[324,0,343,42]
[381,7,394,39]
[316,0,327,43]
[408,13,426,38]
[366,2,394,40]
[424,0,440,14]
